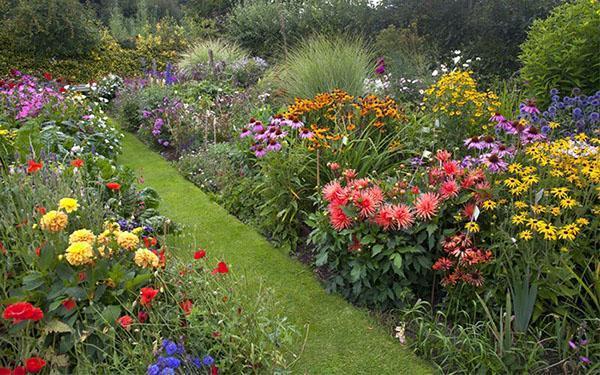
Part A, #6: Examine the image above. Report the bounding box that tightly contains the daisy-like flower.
[390,204,415,229]
[550,187,569,199]
[254,145,267,158]
[463,270,484,287]
[240,127,252,138]
[481,200,497,210]
[520,126,546,144]
[464,136,485,150]
[465,221,480,233]
[557,224,579,241]
[299,128,314,139]
[560,197,577,209]
[519,230,533,240]
[266,139,282,152]
[432,257,453,271]
[520,99,540,115]
[483,153,507,173]
[355,190,379,218]
[514,201,528,209]
[414,192,440,221]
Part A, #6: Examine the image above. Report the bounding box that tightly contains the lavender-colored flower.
[375,58,385,75]
[520,99,540,115]
[163,340,178,356]
[299,128,314,139]
[266,139,282,151]
[520,126,546,144]
[192,357,202,368]
[290,119,304,129]
[482,153,507,173]
[568,340,578,350]
[410,157,424,167]
[160,369,174,375]
[580,356,591,365]
[492,143,515,158]
[240,127,252,138]
[489,113,505,123]
[464,136,486,150]
[255,146,267,158]
[252,122,264,133]
[203,355,215,366]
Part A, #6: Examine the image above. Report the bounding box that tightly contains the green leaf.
[100,305,121,325]
[371,244,384,257]
[124,273,152,291]
[43,320,74,334]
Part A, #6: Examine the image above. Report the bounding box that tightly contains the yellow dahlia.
[134,248,159,268]
[117,232,139,251]
[69,229,96,245]
[65,241,94,266]
[40,210,68,232]
[58,198,79,213]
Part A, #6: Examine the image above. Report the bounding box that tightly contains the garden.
[0,0,598,373]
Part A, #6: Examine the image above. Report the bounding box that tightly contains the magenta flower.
[240,128,252,138]
[464,136,486,150]
[482,153,507,173]
[520,99,540,115]
[299,128,314,139]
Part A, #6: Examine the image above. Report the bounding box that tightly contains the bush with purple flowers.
[540,88,600,137]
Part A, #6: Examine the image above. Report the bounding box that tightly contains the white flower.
[475,57,481,61]
[395,323,406,344]
[432,70,439,77]
[452,56,461,64]
[454,50,461,55]
[71,145,82,153]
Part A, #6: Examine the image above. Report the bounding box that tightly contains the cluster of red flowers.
[432,233,492,287]
[322,150,490,233]
[2,302,43,324]
[0,357,46,374]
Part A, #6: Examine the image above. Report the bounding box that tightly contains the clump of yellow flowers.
[424,70,500,128]
[498,134,598,245]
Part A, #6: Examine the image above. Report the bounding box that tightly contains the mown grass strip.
[119,133,431,374]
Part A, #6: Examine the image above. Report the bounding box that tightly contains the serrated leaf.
[44,320,74,334]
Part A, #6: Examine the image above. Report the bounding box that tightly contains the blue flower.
[192,357,202,368]
[203,355,214,366]
[164,357,181,369]
[160,369,175,375]
[541,125,550,134]
[164,341,178,356]
[147,364,160,375]
[549,88,559,96]
[573,107,583,118]
[589,112,599,122]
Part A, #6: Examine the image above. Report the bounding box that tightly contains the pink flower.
[374,204,395,230]
[414,192,440,221]
[211,262,229,275]
[322,181,342,202]
[439,180,460,199]
[390,204,414,229]
[328,205,353,231]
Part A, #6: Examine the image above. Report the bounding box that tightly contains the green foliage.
[184,0,233,18]
[177,39,249,79]
[519,0,600,103]
[2,0,100,59]
[225,0,377,59]
[276,35,374,100]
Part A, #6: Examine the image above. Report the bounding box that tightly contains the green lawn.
[119,133,431,374]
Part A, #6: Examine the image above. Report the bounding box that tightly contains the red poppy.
[35,246,41,257]
[117,315,133,329]
[26,160,43,174]
[179,299,193,315]
[0,367,10,375]
[211,262,229,275]
[43,72,52,81]
[143,236,157,248]
[137,310,149,323]
[13,367,26,375]
[194,249,206,259]
[59,87,66,93]
[62,298,76,311]
[211,365,219,375]
[2,302,43,323]
[35,206,46,215]
[106,182,121,191]
[24,357,46,373]
[70,158,84,168]
[140,287,159,306]
[411,186,420,194]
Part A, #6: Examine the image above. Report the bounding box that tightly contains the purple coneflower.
[240,127,252,138]
[520,126,546,144]
[492,143,515,158]
[483,153,507,173]
[254,145,267,158]
[489,113,505,123]
[252,122,264,133]
[520,99,540,115]
[266,139,282,151]
[290,118,304,129]
[464,136,486,150]
[299,127,314,139]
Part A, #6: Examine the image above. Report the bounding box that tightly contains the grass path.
[119,133,431,374]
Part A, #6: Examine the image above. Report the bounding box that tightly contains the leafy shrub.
[307,150,493,308]
[520,0,600,103]
[135,18,189,71]
[276,36,375,100]
[2,0,100,58]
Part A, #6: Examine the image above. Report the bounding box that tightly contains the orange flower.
[26,160,43,173]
